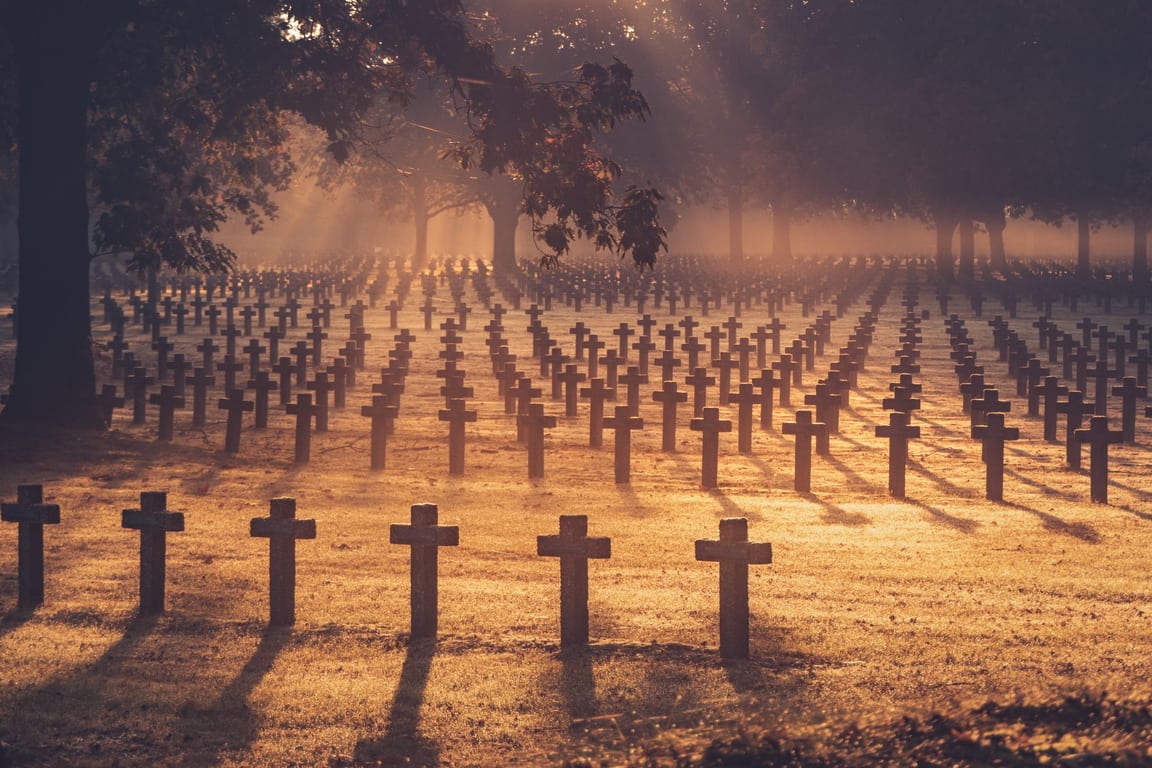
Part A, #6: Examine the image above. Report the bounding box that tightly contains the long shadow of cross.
[189,625,292,764]
[354,636,440,766]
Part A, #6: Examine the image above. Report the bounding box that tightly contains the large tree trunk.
[1076,213,1091,279]
[1,15,104,428]
[727,185,744,261]
[489,201,519,276]
[986,210,1008,272]
[957,217,975,281]
[1133,215,1148,284]
[772,203,793,262]
[411,176,429,271]
[934,209,959,281]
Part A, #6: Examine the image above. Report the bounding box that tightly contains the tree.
[0,1,664,428]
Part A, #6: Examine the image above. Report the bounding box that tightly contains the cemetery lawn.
[1,280,1151,766]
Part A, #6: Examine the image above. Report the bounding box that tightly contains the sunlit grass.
[1,258,1150,765]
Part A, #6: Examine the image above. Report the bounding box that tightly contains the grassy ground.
[1,262,1150,766]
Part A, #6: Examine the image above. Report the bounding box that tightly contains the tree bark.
[727,185,744,262]
[1133,215,1148,284]
[411,175,429,271]
[985,210,1008,272]
[772,203,793,262]
[1076,213,1091,279]
[1,14,105,428]
[934,209,959,281]
[489,200,520,276]
[957,217,975,281]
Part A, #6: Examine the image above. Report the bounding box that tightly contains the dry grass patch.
[1,273,1151,765]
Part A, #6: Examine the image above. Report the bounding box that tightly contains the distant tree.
[0,1,663,428]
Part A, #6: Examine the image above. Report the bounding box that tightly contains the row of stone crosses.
[2,486,770,660]
[88,252,885,482]
[87,250,1147,504]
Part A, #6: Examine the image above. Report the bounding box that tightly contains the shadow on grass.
[556,634,812,765]
[560,646,598,720]
[354,635,440,767]
[0,612,164,764]
[819,452,877,492]
[906,458,975,497]
[1002,467,1085,501]
[904,497,980,534]
[187,624,293,763]
[1108,501,1152,522]
[798,491,871,527]
[1102,477,1152,504]
[1000,500,1101,543]
[0,604,32,642]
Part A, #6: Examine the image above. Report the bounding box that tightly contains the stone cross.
[1110,376,1146,443]
[618,365,649,416]
[632,335,656,375]
[1035,376,1068,441]
[513,377,543,443]
[306,372,333,433]
[127,365,154,425]
[652,380,687,451]
[217,388,253,453]
[875,411,921,499]
[97,384,125,427]
[521,403,557,479]
[1056,390,1095,469]
[272,356,295,405]
[250,497,316,626]
[970,387,1011,429]
[537,515,611,647]
[361,395,398,471]
[782,410,827,492]
[390,503,459,637]
[653,350,681,382]
[685,366,715,416]
[557,364,586,418]
[439,398,477,475]
[121,491,184,615]
[690,406,732,489]
[681,335,706,371]
[602,405,644,483]
[751,369,778,430]
[803,382,842,454]
[1075,415,1124,503]
[694,518,772,660]
[149,384,185,441]
[286,393,319,463]
[712,352,739,405]
[579,378,614,448]
[729,382,758,454]
[247,370,276,429]
[188,367,215,428]
[1089,357,1119,415]
[772,354,796,406]
[971,411,1020,501]
[1,484,61,610]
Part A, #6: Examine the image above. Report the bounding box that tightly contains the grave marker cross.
[690,406,732,489]
[602,405,644,483]
[390,503,459,637]
[1,484,61,610]
[694,518,772,660]
[121,491,184,615]
[971,412,1020,501]
[537,515,610,647]
[875,412,920,499]
[1075,416,1124,503]
[250,497,316,626]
